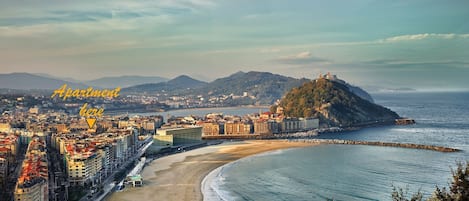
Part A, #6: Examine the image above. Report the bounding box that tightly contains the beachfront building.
[124,175,143,187]
[254,120,280,135]
[280,118,301,133]
[14,137,48,201]
[254,120,270,135]
[279,117,319,133]
[200,122,222,136]
[224,122,252,135]
[153,126,202,146]
[52,128,142,187]
[300,118,319,130]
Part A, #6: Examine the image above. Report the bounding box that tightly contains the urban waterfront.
[202,92,469,201]
[128,106,269,121]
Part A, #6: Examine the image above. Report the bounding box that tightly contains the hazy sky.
[1,0,468,90]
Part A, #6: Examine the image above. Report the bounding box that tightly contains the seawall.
[287,139,461,153]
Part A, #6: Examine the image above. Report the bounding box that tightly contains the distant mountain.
[87,75,169,88]
[122,71,375,106]
[195,71,310,104]
[364,86,417,93]
[0,73,89,90]
[167,75,207,87]
[33,73,82,83]
[123,75,207,93]
[123,71,312,104]
[274,78,399,127]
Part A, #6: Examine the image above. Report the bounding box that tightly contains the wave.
[202,165,234,201]
[201,148,297,201]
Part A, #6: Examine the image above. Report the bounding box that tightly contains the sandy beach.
[106,140,318,201]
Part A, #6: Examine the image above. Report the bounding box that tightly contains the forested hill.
[274,78,399,127]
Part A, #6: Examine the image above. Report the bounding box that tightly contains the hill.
[195,71,310,104]
[87,75,168,88]
[0,73,89,90]
[274,78,399,127]
[122,75,207,93]
[318,73,374,103]
[122,71,309,104]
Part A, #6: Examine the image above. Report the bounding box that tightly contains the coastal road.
[80,138,153,201]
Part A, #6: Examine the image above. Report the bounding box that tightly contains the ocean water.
[204,92,469,201]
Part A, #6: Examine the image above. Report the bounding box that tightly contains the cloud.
[0,13,173,38]
[380,33,469,43]
[276,51,330,64]
[259,48,281,53]
[359,59,469,69]
[156,0,216,12]
[0,0,215,38]
[307,33,469,48]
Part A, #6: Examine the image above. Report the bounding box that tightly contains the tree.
[393,161,469,201]
[391,186,423,201]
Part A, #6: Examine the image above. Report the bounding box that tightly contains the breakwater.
[287,139,461,152]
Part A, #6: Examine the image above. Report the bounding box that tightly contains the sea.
[201,92,469,201]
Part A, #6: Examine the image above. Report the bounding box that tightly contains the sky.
[1,0,469,90]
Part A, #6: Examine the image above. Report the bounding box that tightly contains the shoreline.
[105,138,460,201]
[106,140,318,201]
[107,105,270,116]
[201,148,298,201]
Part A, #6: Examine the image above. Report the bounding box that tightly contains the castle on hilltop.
[318,72,338,80]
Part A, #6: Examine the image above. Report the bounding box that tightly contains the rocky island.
[272,74,400,128]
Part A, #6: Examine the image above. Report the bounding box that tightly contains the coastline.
[201,148,294,201]
[106,140,318,201]
[108,105,270,116]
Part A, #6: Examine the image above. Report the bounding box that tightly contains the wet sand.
[106,140,317,201]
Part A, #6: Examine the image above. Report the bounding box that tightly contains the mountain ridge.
[122,75,208,93]
[0,73,89,90]
[86,75,169,88]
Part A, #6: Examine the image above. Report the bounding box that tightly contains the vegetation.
[392,161,469,201]
[201,71,310,104]
[275,78,399,127]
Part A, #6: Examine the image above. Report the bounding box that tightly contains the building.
[201,122,221,136]
[29,107,39,114]
[117,120,130,128]
[224,122,252,135]
[300,118,319,130]
[280,118,301,133]
[254,120,270,135]
[0,157,7,190]
[65,146,103,186]
[0,133,20,163]
[14,137,48,201]
[0,123,11,132]
[154,126,202,146]
[124,175,143,187]
[267,120,280,134]
[141,121,156,134]
[254,120,281,135]
[55,124,68,133]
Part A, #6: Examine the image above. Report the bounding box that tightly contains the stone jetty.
[287,139,461,153]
